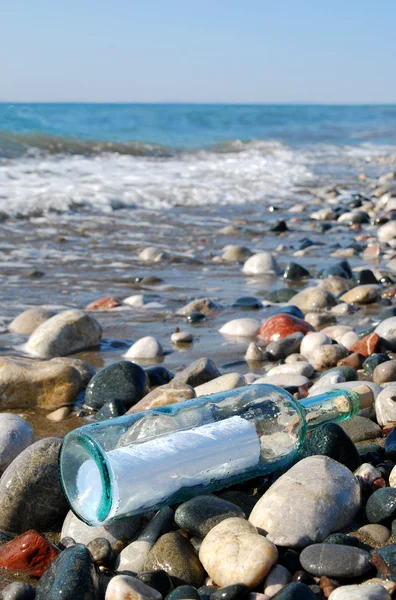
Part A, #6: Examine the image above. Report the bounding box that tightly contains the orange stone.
[337,352,365,370]
[0,530,59,577]
[85,296,119,310]
[259,313,314,344]
[350,332,380,358]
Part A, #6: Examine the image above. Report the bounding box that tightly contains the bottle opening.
[59,433,112,526]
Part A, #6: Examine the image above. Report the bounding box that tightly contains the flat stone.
[340,416,381,443]
[373,544,396,582]
[233,296,262,310]
[0,438,69,534]
[242,253,279,275]
[173,358,221,388]
[300,543,371,578]
[249,456,361,548]
[61,510,141,547]
[358,524,391,545]
[374,361,396,385]
[309,344,349,370]
[35,544,100,600]
[221,245,252,262]
[124,336,164,360]
[194,374,246,397]
[0,413,35,472]
[219,319,260,338]
[86,296,119,310]
[8,307,57,335]
[199,518,278,589]
[265,333,304,361]
[259,314,313,344]
[340,284,381,304]
[0,356,85,409]
[0,529,58,577]
[328,584,391,599]
[299,422,360,472]
[288,286,337,313]
[264,362,313,379]
[145,532,204,587]
[174,496,245,537]
[139,247,168,262]
[84,361,149,410]
[171,331,193,344]
[253,374,310,388]
[105,575,162,600]
[375,317,396,352]
[127,382,196,413]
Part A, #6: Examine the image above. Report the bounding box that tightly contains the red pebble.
[259,313,314,343]
[85,296,119,310]
[350,332,380,357]
[0,530,59,577]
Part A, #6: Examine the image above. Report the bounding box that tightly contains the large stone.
[124,336,164,360]
[249,456,361,548]
[376,384,396,427]
[375,317,396,352]
[24,309,102,358]
[299,543,371,578]
[219,318,260,338]
[144,532,204,587]
[374,360,396,385]
[174,496,245,537]
[84,361,149,410]
[8,307,56,335]
[0,529,58,576]
[366,488,396,524]
[288,287,337,313]
[0,438,69,534]
[328,585,391,600]
[0,357,84,410]
[259,314,313,344]
[61,510,141,547]
[298,423,360,472]
[199,517,278,589]
[35,544,100,600]
[173,358,220,388]
[0,413,35,472]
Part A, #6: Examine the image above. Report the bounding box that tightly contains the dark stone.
[373,544,396,581]
[210,584,249,600]
[319,366,358,382]
[278,549,302,573]
[264,288,298,303]
[292,571,316,586]
[340,416,381,443]
[271,582,317,599]
[366,488,396,524]
[299,423,360,472]
[187,312,206,323]
[268,305,305,320]
[198,586,217,600]
[317,223,332,233]
[357,444,385,465]
[59,537,76,549]
[283,263,310,281]
[35,544,100,600]
[174,495,244,537]
[377,308,396,324]
[167,586,200,600]
[322,533,362,548]
[84,361,149,410]
[0,438,68,534]
[145,365,174,387]
[355,269,378,285]
[173,358,221,388]
[94,398,126,421]
[321,265,349,279]
[299,543,371,578]
[338,260,353,278]
[1,582,36,600]
[346,211,370,225]
[358,326,376,338]
[266,332,304,361]
[232,297,262,310]
[86,537,113,566]
[377,462,394,483]
[216,491,257,518]
[137,571,174,597]
[0,531,13,543]
[363,354,390,377]
[385,427,396,462]
[270,220,288,233]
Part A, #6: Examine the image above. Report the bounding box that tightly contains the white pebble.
[219,318,260,338]
[124,336,164,359]
[375,384,396,427]
[264,362,314,378]
[300,332,332,360]
[105,575,162,600]
[242,253,279,275]
[341,331,359,349]
[171,331,193,343]
[329,584,391,600]
[0,414,35,472]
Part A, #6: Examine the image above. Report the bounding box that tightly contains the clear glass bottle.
[59,383,372,526]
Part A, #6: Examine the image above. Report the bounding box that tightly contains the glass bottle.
[59,383,373,526]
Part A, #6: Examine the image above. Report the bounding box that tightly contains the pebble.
[355,463,383,485]
[105,576,162,600]
[373,544,396,581]
[375,317,396,351]
[245,342,266,362]
[8,307,56,334]
[264,288,297,303]
[35,544,100,600]
[364,354,390,377]
[86,295,119,310]
[299,543,371,578]
[378,220,396,243]
[194,374,247,397]
[264,362,314,378]
[219,318,260,338]
[340,330,359,349]
[340,284,381,304]
[357,524,391,545]
[269,304,305,319]
[86,537,112,566]
[139,247,168,262]
[265,333,304,361]
[0,438,68,534]
[249,456,361,548]
[61,510,141,547]
[386,427,396,461]
[211,584,249,600]
[321,324,353,343]
[24,309,102,358]
[0,414,34,472]
[252,375,310,389]
[128,381,196,413]
[84,360,149,410]
[283,262,310,281]
[173,358,221,388]
[187,311,206,323]
[374,360,396,385]
[242,253,279,275]
[321,275,353,296]
[288,286,337,312]
[267,582,316,599]
[263,564,291,597]
[145,532,205,588]
[124,336,164,359]
[390,465,396,487]
[329,584,391,599]
[299,422,360,472]
[259,314,313,344]
[94,398,126,420]
[233,296,262,310]
[174,496,245,537]
[137,571,174,597]
[46,406,72,421]
[309,344,349,370]
[0,529,59,576]
[340,416,381,443]
[221,245,252,262]
[1,583,36,600]
[172,331,193,343]
[366,488,396,524]
[177,298,218,316]
[300,332,332,360]
[199,518,278,589]
[146,365,173,386]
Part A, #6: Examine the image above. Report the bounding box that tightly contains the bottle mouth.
[59,432,112,526]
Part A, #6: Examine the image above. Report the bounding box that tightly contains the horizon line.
[0,100,396,106]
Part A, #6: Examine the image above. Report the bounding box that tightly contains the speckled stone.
[309,344,349,370]
[357,524,391,545]
[340,416,381,443]
[174,496,245,537]
[0,438,68,534]
[86,537,112,566]
[366,488,396,524]
[298,423,360,472]
[84,361,149,410]
[127,381,196,413]
[300,543,371,578]
[144,532,205,588]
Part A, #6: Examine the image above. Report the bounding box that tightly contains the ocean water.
[0,103,395,215]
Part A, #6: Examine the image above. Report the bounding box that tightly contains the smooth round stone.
[355,463,382,485]
[87,537,112,566]
[322,365,359,381]
[198,586,217,600]
[321,324,353,343]
[304,311,335,330]
[363,354,390,377]
[299,422,360,472]
[94,398,126,421]
[59,537,76,549]
[210,584,249,600]
[373,544,396,581]
[288,286,337,313]
[268,582,316,599]
[221,245,252,262]
[0,438,68,534]
[300,332,332,360]
[177,298,218,317]
[8,307,56,335]
[171,331,193,343]
[374,360,396,385]
[124,336,164,359]
[265,333,304,361]
[127,382,195,414]
[174,496,244,538]
[194,374,246,397]
[378,220,396,243]
[340,284,381,305]
[323,533,361,547]
[259,314,313,344]
[283,263,310,281]
[139,247,167,262]
[137,571,174,597]
[145,365,174,387]
[84,361,149,410]
[309,344,349,370]
[338,210,370,225]
[390,465,396,487]
[321,275,353,296]
[329,584,391,599]
[355,269,378,285]
[263,564,291,597]
[299,543,371,578]
[173,358,221,388]
[340,416,381,443]
[309,371,345,395]
[249,456,361,548]
[46,406,72,422]
[61,510,141,546]
[358,524,391,545]
[187,312,206,323]
[341,330,360,349]
[268,305,305,320]
[166,586,200,600]
[144,532,205,588]
[198,518,278,589]
[264,361,313,379]
[321,265,349,279]
[232,297,262,310]
[0,414,34,473]
[285,353,305,363]
[35,544,100,600]
[105,575,163,600]
[1,582,36,600]
[366,488,396,524]
[386,428,396,461]
[219,318,260,338]
[24,309,102,358]
[375,317,396,351]
[242,253,279,275]
[264,289,297,303]
[377,307,396,323]
[252,374,310,389]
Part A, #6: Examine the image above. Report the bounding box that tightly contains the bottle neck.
[299,388,360,431]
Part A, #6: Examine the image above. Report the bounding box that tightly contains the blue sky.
[0,0,395,103]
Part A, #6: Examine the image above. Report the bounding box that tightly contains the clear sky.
[1,0,395,103]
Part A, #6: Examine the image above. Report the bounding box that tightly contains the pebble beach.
[2,104,396,598]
